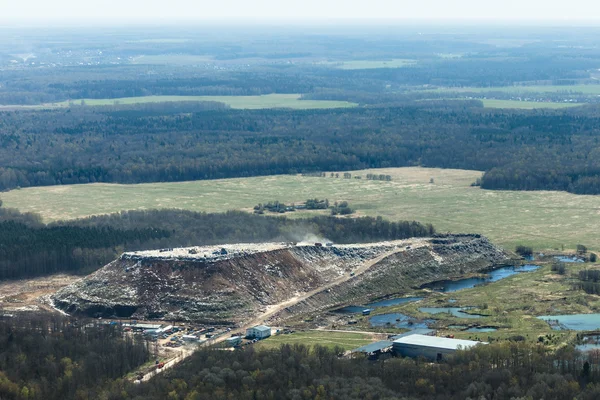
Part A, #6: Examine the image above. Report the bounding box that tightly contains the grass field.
[319,59,416,69]
[47,94,357,110]
[481,99,581,109]
[253,331,374,351]
[2,167,600,251]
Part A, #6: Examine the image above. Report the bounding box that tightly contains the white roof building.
[393,334,486,360]
[246,325,272,339]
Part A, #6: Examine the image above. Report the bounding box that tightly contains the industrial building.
[226,336,242,347]
[123,323,162,332]
[350,340,393,359]
[393,334,486,361]
[389,328,436,340]
[246,325,271,339]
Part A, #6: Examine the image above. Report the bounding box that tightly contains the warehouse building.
[389,328,436,340]
[246,325,271,339]
[393,334,486,361]
[350,340,394,359]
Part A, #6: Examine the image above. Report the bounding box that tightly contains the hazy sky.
[2,0,599,23]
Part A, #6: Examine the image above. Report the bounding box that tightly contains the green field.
[2,167,600,251]
[481,99,581,109]
[319,59,416,70]
[254,331,374,351]
[429,84,600,95]
[47,94,357,110]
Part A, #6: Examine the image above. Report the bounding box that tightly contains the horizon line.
[2,17,600,28]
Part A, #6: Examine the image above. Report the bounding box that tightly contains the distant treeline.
[3,104,600,193]
[3,51,599,105]
[0,315,148,400]
[0,219,169,280]
[74,342,600,400]
[0,207,434,280]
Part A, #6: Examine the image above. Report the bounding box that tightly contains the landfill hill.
[52,235,509,324]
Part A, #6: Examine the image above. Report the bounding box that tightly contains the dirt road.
[138,346,195,383]
[243,245,416,327]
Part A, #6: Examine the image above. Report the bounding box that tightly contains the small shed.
[246,325,271,339]
[393,334,486,361]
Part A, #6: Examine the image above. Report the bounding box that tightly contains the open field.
[47,94,357,109]
[254,330,375,351]
[2,167,600,251]
[428,84,600,95]
[481,99,582,109]
[319,59,416,69]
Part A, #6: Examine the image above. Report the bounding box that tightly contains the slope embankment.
[52,236,509,324]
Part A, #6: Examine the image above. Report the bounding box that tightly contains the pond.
[335,297,423,314]
[369,313,433,329]
[554,256,584,263]
[335,306,368,314]
[422,264,541,293]
[465,327,497,333]
[447,325,468,330]
[576,344,600,352]
[446,324,497,332]
[538,314,600,331]
[419,307,483,319]
[576,335,600,352]
[367,296,424,308]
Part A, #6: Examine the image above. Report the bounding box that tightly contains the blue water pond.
[422,265,540,293]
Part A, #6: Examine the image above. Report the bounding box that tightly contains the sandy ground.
[0,274,82,314]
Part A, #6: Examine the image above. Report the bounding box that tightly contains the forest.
[5,316,600,400]
[21,341,600,400]
[2,103,600,193]
[0,204,434,280]
[2,26,600,194]
[0,315,149,400]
